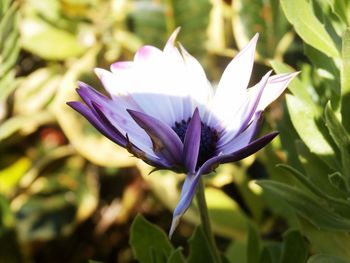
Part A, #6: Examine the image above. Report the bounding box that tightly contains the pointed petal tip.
[167,27,181,45]
[169,215,181,239]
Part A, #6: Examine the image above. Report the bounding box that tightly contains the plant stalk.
[196,177,222,263]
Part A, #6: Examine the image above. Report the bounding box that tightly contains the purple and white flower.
[68,29,298,236]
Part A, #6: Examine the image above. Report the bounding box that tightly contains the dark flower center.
[173,118,219,167]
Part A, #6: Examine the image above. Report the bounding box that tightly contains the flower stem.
[196,177,222,263]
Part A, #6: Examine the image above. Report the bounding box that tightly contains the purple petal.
[127,109,184,165]
[183,108,201,174]
[169,172,201,237]
[200,132,279,175]
[91,102,171,169]
[217,111,263,154]
[76,81,109,108]
[67,101,127,147]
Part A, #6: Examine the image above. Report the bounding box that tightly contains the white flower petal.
[209,34,259,126]
[216,70,271,147]
[255,72,299,112]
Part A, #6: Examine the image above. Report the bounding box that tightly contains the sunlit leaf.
[0,157,31,196]
[20,16,87,60]
[280,0,339,57]
[232,0,289,58]
[286,94,337,169]
[127,0,211,56]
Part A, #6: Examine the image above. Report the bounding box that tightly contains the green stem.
[196,177,222,263]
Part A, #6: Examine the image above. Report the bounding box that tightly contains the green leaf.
[280,0,339,57]
[286,94,337,168]
[247,224,261,263]
[341,28,350,129]
[307,254,350,263]
[188,226,214,263]
[295,141,345,198]
[20,16,87,60]
[270,61,314,107]
[300,219,350,261]
[258,180,350,231]
[14,155,98,242]
[232,0,289,58]
[14,67,62,115]
[225,240,247,263]
[325,102,350,181]
[167,248,185,263]
[130,214,175,263]
[280,229,308,263]
[128,0,211,56]
[0,157,31,196]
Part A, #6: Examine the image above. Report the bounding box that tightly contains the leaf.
[20,16,86,60]
[270,61,314,107]
[325,102,350,180]
[0,112,53,140]
[294,142,345,198]
[127,0,211,55]
[130,214,176,263]
[280,229,308,263]
[280,0,339,57]
[14,156,98,242]
[258,180,350,231]
[307,254,350,263]
[188,226,214,263]
[341,28,350,129]
[286,94,337,168]
[232,0,289,58]
[14,67,62,115]
[300,218,350,261]
[247,224,261,263]
[0,157,31,196]
[167,248,185,263]
[139,167,250,240]
[225,240,247,263]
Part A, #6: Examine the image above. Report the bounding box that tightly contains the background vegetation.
[1,0,350,262]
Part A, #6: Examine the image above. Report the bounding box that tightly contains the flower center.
[173,118,219,167]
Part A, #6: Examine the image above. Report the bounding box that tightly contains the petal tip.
[169,215,181,238]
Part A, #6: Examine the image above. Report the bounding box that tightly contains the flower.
[67,28,298,236]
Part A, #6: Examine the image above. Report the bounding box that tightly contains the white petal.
[209,34,259,126]
[216,70,271,147]
[255,72,299,112]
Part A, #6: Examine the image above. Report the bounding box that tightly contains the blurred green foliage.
[1,0,350,262]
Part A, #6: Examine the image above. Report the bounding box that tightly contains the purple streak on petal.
[217,111,263,154]
[90,102,171,169]
[127,109,184,165]
[183,108,201,174]
[67,101,127,147]
[236,70,271,134]
[75,81,112,113]
[169,172,200,237]
[200,132,279,175]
